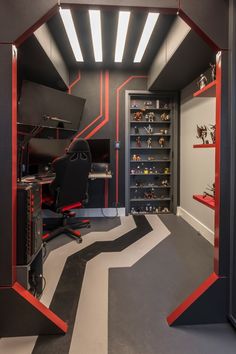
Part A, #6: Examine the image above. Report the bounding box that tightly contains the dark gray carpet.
[108,215,236,354]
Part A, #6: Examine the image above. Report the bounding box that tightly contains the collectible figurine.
[160,129,168,135]
[164,167,170,174]
[196,125,208,144]
[148,156,155,161]
[144,124,154,135]
[160,112,170,121]
[197,73,208,90]
[133,111,143,121]
[161,179,169,187]
[144,168,149,175]
[162,207,169,213]
[147,137,152,148]
[136,136,142,147]
[208,124,216,144]
[130,169,135,174]
[203,182,215,199]
[144,101,153,108]
[134,126,139,134]
[144,189,157,200]
[210,62,216,82]
[145,112,155,122]
[131,101,138,108]
[131,154,141,161]
[158,137,165,148]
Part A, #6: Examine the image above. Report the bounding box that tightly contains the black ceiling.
[47,8,176,71]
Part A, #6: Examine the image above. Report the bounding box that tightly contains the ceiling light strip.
[134,12,159,63]
[59,7,83,62]
[115,11,131,63]
[89,10,103,62]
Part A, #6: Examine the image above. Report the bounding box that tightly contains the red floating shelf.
[193,195,215,210]
[193,80,216,98]
[193,144,216,148]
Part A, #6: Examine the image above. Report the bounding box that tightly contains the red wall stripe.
[115,75,147,205]
[85,70,109,139]
[67,70,81,94]
[76,71,104,139]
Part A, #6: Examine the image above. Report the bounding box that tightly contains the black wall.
[69,69,147,208]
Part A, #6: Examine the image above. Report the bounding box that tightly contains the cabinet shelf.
[130,173,171,176]
[130,121,171,124]
[193,80,216,98]
[130,108,171,111]
[130,186,171,189]
[130,198,171,202]
[130,147,171,150]
[130,160,171,163]
[193,195,215,210]
[130,134,171,137]
[193,144,216,148]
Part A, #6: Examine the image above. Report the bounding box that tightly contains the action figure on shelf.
[133,111,143,121]
[160,112,170,121]
[203,182,215,199]
[164,167,170,174]
[197,73,208,90]
[148,156,155,161]
[144,101,153,108]
[136,136,142,147]
[208,124,216,144]
[210,62,216,82]
[131,101,139,108]
[147,137,152,148]
[161,179,169,187]
[144,190,157,200]
[196,125,208,144]
[134,126,139,134]
[158,137,165,148]
[131,154,141,161]
[162,207,169,213]
[145,112,155,122]
[144,124,154,135]
[160,129,168,135]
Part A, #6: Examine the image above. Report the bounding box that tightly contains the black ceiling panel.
[47,8,176,71]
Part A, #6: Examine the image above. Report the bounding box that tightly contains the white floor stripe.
[0,216,135,354]
[69,215,171,354]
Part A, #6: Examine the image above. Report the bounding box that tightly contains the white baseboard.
[75,208,126,217]
[177,206,214,245]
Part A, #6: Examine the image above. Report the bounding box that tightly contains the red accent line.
[167,273,219,326]
[68,71,81,94]
[75,71,104,138]
[193,144,215,148]
[104,179,109,208]
[61,202,82,212]
[193,80,216,98]
[13,282,68,333]
[193,195,215,210]
[214,52,222,275]
[84,70,109,140]
[12,46,17,284]
[115,75,147,204]
[42,233,50,241]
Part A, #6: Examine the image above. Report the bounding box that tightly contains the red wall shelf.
[193,80,216,98]
[193,195,215,210]
[193,144,216,148]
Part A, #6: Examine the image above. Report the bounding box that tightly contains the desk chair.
[42,138,91,243]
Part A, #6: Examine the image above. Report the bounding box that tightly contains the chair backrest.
[50,138,91,209]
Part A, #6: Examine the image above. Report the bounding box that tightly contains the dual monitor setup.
[18,80,110,176]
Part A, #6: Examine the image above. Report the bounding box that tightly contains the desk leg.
[104,179,109,208]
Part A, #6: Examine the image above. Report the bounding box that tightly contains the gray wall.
[179,78,215,244]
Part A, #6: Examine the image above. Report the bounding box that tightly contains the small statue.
[162,207,169,213]
[132,154,141,161]
[148,156,155,161]
[136,136,141,147]
[145,112,155,122]
[131,101,138,108]
[144,101,153,108]
[158,137,165,147]
[160,129,168,135]
[197,73,208,90]
[144,168,149,175]
[208,124,216,144]
[133,111,143,121]
[147,137,152,148]
[203,182,215,199]
[160,112,170,121]
[196,125,208,144]
[164,167,170,174]
[161,179,169,187]
[210,62,216,82]
[134,126,139,134]
[144,124,153,135]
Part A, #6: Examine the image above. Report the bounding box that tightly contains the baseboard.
[177,207,214,245]
[75,208,126,217]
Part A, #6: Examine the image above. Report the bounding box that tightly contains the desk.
[22,172,112,184]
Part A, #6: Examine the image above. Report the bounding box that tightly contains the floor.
[0,214,236,354]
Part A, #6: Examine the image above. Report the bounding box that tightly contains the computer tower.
[17,183,42,265]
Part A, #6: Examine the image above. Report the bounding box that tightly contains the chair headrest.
[67,138,90,154]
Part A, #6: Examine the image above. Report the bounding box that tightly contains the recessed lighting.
[115,11,131,63]
[89,10,103,62]
[134,12,159,63]
[59,8,83,62]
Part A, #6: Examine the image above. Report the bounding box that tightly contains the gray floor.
[108,215,236,354]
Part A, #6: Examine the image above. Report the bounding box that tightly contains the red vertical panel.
[11,46,17,283]
[214,51,222,275]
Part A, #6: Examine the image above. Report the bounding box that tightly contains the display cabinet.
[125,91,178,215]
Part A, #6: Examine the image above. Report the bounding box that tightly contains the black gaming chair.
[42,138,91,243]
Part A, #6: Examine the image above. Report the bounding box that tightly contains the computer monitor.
[18,80,86,130]
[87,139,110,164]
[28,138,70,174]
